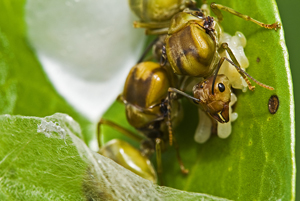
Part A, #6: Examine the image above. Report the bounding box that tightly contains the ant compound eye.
[218,83,225,92]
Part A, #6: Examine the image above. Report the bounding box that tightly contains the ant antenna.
[211,57,223,95]
[226,59,274,90]
[212,57,274,94]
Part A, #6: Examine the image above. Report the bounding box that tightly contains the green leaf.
[0,113,231,201]
[102,0,295,200]
[0,0,92,143]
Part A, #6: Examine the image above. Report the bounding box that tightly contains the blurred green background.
[277,0,299,199]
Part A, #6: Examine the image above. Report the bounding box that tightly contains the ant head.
[193,75,231,123]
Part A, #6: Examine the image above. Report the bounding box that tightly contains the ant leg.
[167,89,173,146]
[219,43,240,67]
[217,43,255,91]
[160,45,167,66]
[167,87,200,146]
[173,137,189,174]
[137,37,159,63]
[97,119,144,148]
[134,21,169,35]
[224,57,274,90]
[155,138,164,185]
[145,27,169,35]
[219,43,274,90]
[212,56,256,92]
[214,56,274,91]
[133,21,170,29]
[152,35,167,62]
[167,87,197,146]
[212,56,255,94]
[210,3,281,30]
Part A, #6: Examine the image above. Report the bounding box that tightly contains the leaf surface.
[0,114,231,201]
